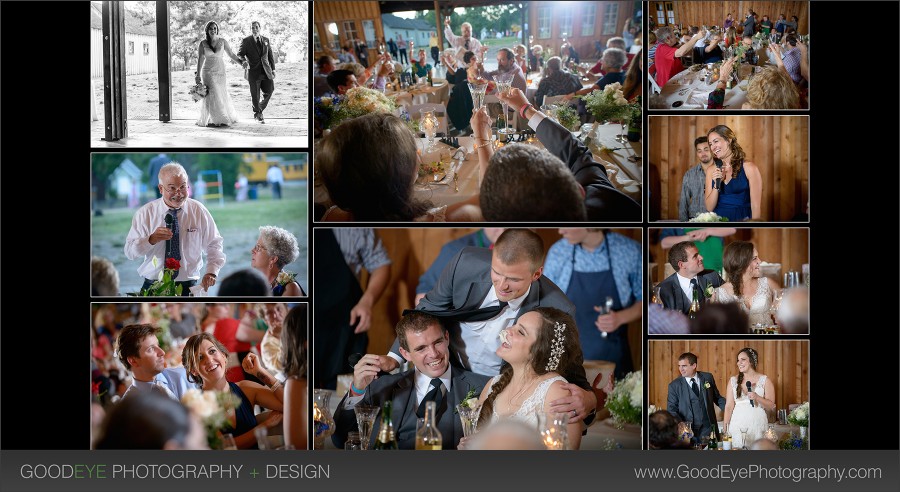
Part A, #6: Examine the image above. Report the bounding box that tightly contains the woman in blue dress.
[182,333,284,449]
[704,125,762,221]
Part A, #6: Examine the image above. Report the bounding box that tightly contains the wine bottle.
[427,70,434,87]
[708,431,717,451]
[414,401,443,450]
[688,288,700,319]
[373,401,398,450]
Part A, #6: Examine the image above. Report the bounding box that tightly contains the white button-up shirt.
[459,285,530,377]
[124,198,225,282]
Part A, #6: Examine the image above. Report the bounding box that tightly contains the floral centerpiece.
[787,401,809,427]
[140,257,182,296]
[272,270,297,296]
[605,370,642,428]
[580,82,631,123]
[181,388,241,449]
[689,212,729,223]
[188,83,208,102]
[555,105,580,132]
[778,433,809,450]
[313,86,397,130]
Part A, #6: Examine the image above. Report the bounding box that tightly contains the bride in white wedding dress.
[471,308,585,450]
[723,347,776,449]
[714,241,782,327]
[195,21,243,127]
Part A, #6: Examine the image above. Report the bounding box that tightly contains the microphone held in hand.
[714,158,723,190]
[164,213,174,256]
[747,381,755,407]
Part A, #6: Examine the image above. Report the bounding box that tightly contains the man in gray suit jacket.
[381,229,598,423]
[667,352,726,440]
[238,21,276,123]
[657,241,724,315]
[332,312,491,449]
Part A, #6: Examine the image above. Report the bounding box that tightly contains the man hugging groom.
[238,21,276,124]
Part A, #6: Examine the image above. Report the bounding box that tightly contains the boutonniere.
[703,283,714,299]
[273,270,297,296]
[704,381,711,389]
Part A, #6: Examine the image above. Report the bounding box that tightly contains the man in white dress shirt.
[125,163,225,295]
[656,241,724,315]
[116,324,194,401]
[444,17,483,64]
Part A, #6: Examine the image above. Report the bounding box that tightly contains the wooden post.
[101,0,128,141]
[434,1,443,48]
[156,1,172,122]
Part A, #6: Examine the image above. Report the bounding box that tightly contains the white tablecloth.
[389,79,449,107]
[651,65,752,110]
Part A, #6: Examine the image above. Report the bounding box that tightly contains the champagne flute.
[739,427,750,450]
[468,80,489,111]
[495,72,515,136]
[354,404,380,451]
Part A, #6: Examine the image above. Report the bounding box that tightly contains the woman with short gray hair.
[251,225,304,296]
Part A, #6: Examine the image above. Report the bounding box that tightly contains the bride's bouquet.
[689,211,729,222]
[189,83,208,102]
[605,370,642,428]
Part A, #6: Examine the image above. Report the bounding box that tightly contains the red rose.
[165,258,181,270]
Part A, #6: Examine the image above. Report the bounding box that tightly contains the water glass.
[254,426,269,450]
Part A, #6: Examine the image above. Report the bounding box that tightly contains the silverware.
[453,172,459,192]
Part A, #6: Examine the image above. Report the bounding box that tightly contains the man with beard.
[678,136,716,221]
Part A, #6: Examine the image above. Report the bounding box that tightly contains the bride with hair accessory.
[467,307,586,449]
[723,347,776,448]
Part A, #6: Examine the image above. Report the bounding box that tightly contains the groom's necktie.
[416,379,446,419]
[166,209,181,263]
[404,301,509,323]
[256,36,262,52]
[690,277,702,301]
[690,377,701,398]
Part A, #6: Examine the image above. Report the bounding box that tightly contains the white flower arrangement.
[181,388,241,449]
[605,370,642,427]
[787,401,809,427]
[689,211,729,222]
[581,82,631,123]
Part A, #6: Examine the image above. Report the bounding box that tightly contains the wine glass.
[467,80,489,111]
[456,403,481,438]
[354,403,380,451]
[739,427,750,450]
[616,115,629,144]
[494,72,515,136]
[221,433,237,450]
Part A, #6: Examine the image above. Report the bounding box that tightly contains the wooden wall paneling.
[648,340,809,419]
[671,2,809,33]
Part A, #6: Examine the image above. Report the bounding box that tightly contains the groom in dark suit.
[332,312,491,449]
[657,241,724,315]
[667,352,726,440]
[238,21,276,123]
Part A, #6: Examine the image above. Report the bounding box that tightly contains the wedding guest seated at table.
[701,32,724,63]
[740,35,759,65]
[314,56,335,96]
[654,26,704,87]
[94,391,208,449]
[471,307,585,450]
[724,27,737,48]
[411,48,434,81]
[514,44,529,74]
[529,44,544,73]
[476,47,527,93]
[569,48,627,99]
[182,333,284,449]
[92,256,119,296]
[325,69,359,96]
[704,125,762,221]
[478,89,641,221]
[621,50,642,102]
[115,323,195,401]
[331,312,492,449]
[316,113,437,221]
[250,225,304,296]
[707,59,799,110]
[648,410,691,449]
[532,56,582,106]
[281,304,308,449]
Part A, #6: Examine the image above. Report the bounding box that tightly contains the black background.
[0,1,897,452]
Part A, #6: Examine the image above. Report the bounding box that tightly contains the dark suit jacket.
[332,368,491,449]
[395,247,591,392]
[666,370,726,437]
[535,117,641,221]
[657,270,724,315]
[238,35,276,80]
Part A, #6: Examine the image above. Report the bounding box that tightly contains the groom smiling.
[238,21,276,124]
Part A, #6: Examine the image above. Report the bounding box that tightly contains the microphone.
[714,158,723,190]
[746,381,755,407]
[164,213,174,256]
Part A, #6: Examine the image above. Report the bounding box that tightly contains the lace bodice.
[489,375,567,426]
[715,279,773,326]
[730,374,767,405]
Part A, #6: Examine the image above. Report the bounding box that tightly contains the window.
[128,41,134,55]
[324,22,341,51]
[538,6,551,39]
[143,42,149,55]
[313,29,322,51]
[667,3,676,25]
[581,3,596,36]
[656,3,666,26]
[342,20,358,44]
[602,3,619,35]
[362,20,377,46]
[559,8,573,40]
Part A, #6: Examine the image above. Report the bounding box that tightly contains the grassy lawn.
[93,183,308,295]
[92,63,308,121]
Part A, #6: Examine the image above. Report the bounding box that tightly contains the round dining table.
[388,78,450,107]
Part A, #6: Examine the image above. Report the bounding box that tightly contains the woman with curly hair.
[472,307,586,449]
[704,125,762,221]
[723,347,775,448]
[713,241,781,327]
[251,225,304,296]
